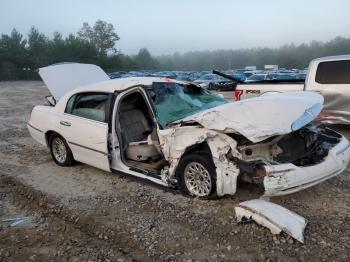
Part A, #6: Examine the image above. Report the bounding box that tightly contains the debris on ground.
[235,199,307,243]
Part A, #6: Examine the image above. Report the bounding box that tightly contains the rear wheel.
[49,133,75,166]
[177,153,217,198]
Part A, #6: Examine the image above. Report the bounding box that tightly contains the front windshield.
[151,82,227,127]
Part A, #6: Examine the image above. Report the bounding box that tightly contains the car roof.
[310,54,350,63]
[72,77,188,93]
[54,77,191,112]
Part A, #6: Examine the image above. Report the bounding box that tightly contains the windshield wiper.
[212,70,244,84]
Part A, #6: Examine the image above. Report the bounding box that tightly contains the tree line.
[158,37,350,71]
[0,20,158,79]
[1,20,350,80]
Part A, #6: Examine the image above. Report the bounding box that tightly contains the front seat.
[119,105,161,161]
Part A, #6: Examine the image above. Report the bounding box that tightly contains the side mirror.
[45,95,56,106]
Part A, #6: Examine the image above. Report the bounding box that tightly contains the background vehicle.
[227,55,350,124]
[194,73,236,91]
[245,73,268,82]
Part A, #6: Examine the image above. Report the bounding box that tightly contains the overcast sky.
[1,0,350,55]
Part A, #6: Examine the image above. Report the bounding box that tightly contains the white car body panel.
[28,105,57,146]
[235,199,307,243]
[39,63,110,100]
[59,114,110,171]
[28,105,110,171]
[180,91,323,143]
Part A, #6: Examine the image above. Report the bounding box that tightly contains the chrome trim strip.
[336,142,350,155]
[62,113,108,125]
[68,141,108,156]
[269,168,295,175]
[27,123,43,133]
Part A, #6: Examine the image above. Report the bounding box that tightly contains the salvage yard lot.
[1,81,350,261]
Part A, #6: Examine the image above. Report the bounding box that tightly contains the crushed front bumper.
[263,135,350,196]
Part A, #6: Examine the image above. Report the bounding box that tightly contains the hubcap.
[52,137,67,163]
[184,162,212,197]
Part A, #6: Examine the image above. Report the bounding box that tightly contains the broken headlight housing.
[291,103,322,131]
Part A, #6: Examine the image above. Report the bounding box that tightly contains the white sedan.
[28,63,350,199]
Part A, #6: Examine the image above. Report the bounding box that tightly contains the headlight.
[291,103,322,131]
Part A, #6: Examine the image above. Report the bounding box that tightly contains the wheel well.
[183,141,212,157]
[45,130,62,147]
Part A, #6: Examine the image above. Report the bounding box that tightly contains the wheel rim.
[52,137,67,163]
[184,162,212,197]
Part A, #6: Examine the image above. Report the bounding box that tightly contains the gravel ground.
[0,81,350,261]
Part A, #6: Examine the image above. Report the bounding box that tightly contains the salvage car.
[28,63,350,199]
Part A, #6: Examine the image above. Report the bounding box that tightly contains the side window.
[65,95,76,114]
[315,60,350,84]
[65,93,109,122]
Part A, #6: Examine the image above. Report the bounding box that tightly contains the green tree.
[134,48,158,70]
[27,27,50,68]
[0,29,27,69]
[77,20,120,54]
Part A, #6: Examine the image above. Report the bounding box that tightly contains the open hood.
[180,92,323,143]
[39,63,109,100]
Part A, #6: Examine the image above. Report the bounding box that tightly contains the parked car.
[108,72,123,79]
[233,69,255,82]
[245,73,268,82]
[28,63,350,201]
[233,55,350,124]
[267,73,297,81]
[194,73,236,90]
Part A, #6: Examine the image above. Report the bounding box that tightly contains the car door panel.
[57,92,112,171]
[59,114,110,171]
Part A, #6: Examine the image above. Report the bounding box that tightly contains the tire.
[176,153,217,199]
[49,133,75,166]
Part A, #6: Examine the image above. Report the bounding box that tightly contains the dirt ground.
[0,81,350,262]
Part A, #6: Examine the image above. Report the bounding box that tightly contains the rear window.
[315,60,350,84]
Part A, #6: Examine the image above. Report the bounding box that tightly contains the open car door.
[39,63,110,101]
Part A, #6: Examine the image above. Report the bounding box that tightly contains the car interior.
[66,93,109,122]
[117,91,165,172]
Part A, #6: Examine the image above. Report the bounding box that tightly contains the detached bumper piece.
[235,199,307,243]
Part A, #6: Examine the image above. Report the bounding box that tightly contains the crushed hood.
[180,92,324,143]
[39,63,110,100]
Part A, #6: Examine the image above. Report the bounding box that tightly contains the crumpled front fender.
[158,126,240,196]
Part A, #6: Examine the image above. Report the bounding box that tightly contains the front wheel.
[176,153,217,198]
[49,133,75,166]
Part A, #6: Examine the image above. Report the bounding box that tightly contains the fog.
[1,0,350,55]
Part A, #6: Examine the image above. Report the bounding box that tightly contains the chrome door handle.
[60,121,71,127]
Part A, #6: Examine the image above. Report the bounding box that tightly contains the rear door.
[58,92,112,171]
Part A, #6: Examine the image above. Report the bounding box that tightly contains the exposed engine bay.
[228,125,342,184]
